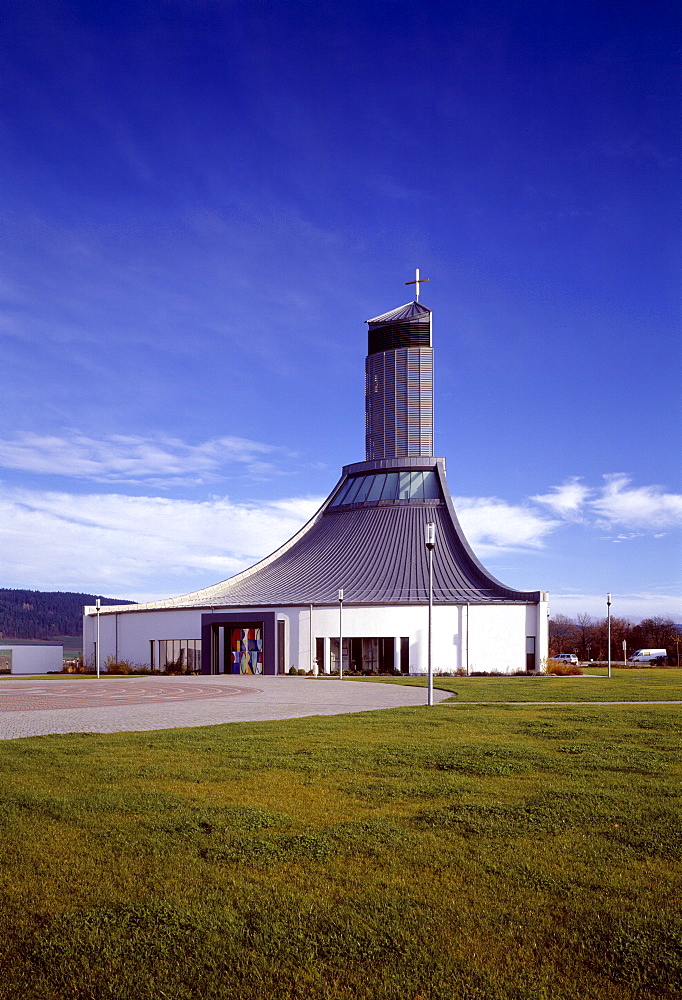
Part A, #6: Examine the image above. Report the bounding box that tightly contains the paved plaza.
[0,675,449,740]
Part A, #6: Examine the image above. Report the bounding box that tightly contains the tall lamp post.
[338,589,344,680]
[425,522,436,707]
[95,598,101,679]
[606,593,612,679]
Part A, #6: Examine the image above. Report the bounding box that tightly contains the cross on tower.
[405,267,429,302]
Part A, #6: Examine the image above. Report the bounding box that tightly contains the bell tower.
[365,274,433,460]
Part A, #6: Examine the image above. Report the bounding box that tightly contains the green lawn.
[365,667,681,703]
[0,699,680,999]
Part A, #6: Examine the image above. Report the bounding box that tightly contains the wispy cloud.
[0,471,679,604]
[532,477,591,520]
[533,474,682,535]
[453,497,559,553]
[590,474,682,530]
[0,486,323,595]
[548,592,682,620]
[0,431,285,484]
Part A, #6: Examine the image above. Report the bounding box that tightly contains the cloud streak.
[0,486,323,596]
[0,431,284,484]
[531,477,591,520]
[453,497,559,553]
[0,471,679,603]
[591,474,682,530]
[533,474,682,534]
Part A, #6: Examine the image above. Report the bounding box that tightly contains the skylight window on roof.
[343,477,365,504]
[366,474,386,501]
[398,472,412,499]
[354,477,374,503]
[422,471,439,499]
[380,472,399,499]
[329,470,441,508]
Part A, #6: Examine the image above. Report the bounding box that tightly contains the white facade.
[0,642,64,675]
[83,598,548,675]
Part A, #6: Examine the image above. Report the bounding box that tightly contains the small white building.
[84,282,548,676]
[0,641,64,675]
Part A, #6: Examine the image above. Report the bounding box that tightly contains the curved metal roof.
[109,460,539,613]
[366,300,432,326]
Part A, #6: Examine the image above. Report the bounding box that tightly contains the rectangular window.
[400,637,410,673]
[353,476,374,503]
[343,477,364,504]
[277,619,285,674]
[366,473,386,501]
[157,639,201,673]
[422,471,440,499]
[331,479,356,507]
[408,471,425,499]
[398,471,412,499]
[315,637,325,673]
[379,472,399,500]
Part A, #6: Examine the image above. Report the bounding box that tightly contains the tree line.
[0,589,135,640]
[549,613,681,663]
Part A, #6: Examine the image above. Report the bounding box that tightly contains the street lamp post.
[95,598,101,679]
[425,522,436,707]
[606,593,612,679]
[338,589,344,680]
[309,604,317,676]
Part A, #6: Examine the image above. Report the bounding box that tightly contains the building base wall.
[84,600,548,677]
[0,643,63,675]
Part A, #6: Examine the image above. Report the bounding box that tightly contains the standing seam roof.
[107,461,540,611]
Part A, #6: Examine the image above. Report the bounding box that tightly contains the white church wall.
[467,604,529,674]
[292,603,539,675]
[83,599,545,676]
[83,607,203,668]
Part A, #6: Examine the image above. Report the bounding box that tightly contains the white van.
[628,649,667,663]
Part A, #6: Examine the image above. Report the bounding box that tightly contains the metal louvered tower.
[365,300,433,460]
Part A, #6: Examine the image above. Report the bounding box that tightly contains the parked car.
[553,653,579,666]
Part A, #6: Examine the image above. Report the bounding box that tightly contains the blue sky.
[1,0,680,620]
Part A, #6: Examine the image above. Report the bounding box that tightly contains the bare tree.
[630,617,678,656]
[549,614,578,655]
[575,612,594,660]
[592,616,633,661]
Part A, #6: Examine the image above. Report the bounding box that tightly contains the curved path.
[0,675,450,740]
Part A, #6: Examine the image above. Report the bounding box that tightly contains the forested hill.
[0,589,137,639]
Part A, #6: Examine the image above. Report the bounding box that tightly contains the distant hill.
[0,589,136,640]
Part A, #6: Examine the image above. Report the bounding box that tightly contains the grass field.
[0,684,680,998]
[368,667,682,703]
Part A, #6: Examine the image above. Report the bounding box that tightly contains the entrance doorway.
[201,612,278,675]
[326,637,407,674]
[212,625,263,674]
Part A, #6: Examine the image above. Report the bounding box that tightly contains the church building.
[84,276,548,675]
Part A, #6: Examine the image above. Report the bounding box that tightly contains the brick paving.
[0,675,449,740]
